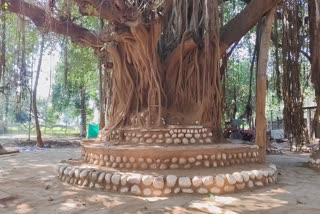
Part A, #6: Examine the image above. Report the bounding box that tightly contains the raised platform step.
[57,162,277,196]
[82,143,261,170]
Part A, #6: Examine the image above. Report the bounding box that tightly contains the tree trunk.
[99,58,106,130]
[33,34,45,147]
[255,8,276,162]
[80,87,87,137]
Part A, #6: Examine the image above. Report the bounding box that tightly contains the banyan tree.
[3,0,281,196]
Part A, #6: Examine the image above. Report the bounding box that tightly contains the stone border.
[106,127,216,146]
[83,145,261,170]
[308,158,320,170]
[57,164,277,196]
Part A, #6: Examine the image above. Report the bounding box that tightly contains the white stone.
[146,139,153,144]
[236,183,245,190]
[216,153,221,160]
[160,164,167,170]
[111,174,121,185]
[248,171,256,179]
[202,176,214,186]
[182,138,189,144]
[129,157,135,163]
[153,177,165,189]
[142,175,153,186]
[166,175,178,187]
[188,157,196,163]
[215,175,225,187]
[80,169,89,179]
[164,188,172,194]
[222,153,227,160]
[178,133,184,138]
[185,134,192,138]
[196,155,203,160]
[210,187,221,194]
[190,138,196,144]
[226,174,237,185]
[248,180,254,188]
[143,188,152,196]
[232,172,243,183]
[121,175,128,185]
[241,172,250,182]
[194,134,201,139]
[182,189,194,193]
[269,164,277,171]
[98,173,105,183]
[213,161,218,167]
[262,170,269,177]
[127,174,141,184]
[131,185,141,194]
[205,138,212,143]
[74,169,81,178]
[153,190,162,196]
[105,173,112,184]
[174,188,181,194]
[170,164,179,169]
[146,158,153,164]
[174,138,181,144]
[165,138,173,144]
[255,181,264,187]
[192,176,202,187]
[120,187,129,193]
[178,177,192,188]
[253,170,263,180]
[179,158,187,165]
[224,185,235,193]
[204,160,210,168]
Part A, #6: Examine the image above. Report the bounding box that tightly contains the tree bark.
[255,8,276,162]
[80,87,87,137]
[33,34,45,147]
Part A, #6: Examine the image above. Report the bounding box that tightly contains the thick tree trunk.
[33,34,45,147]
[99,58,106,130]
[80,87,87,137]
[255,8,276,162]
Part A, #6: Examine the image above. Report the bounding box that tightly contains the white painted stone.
[210,154,216,160]
[194,134,201,139]
[236,183,245,190]
[196,155,203,160]
[179,158,187,165]
[253,170,263,180]
[178,177,192,188]
[182,189,194,193]
[105,173,112,184]
[120,187,129,193]
[140,163,148,169]
[120,175,128,185]
[188,157,196,163]
[269,164,277,171]
[262,170,269,177]
[146,139,153,144]
[129,157,135,163]
[74,169,81,178]
[143,188,152,196]
[240,171,250,182]
[182,138,189,144]
[146,158,153,164]
[164,188,172,194]
[210,187,221,194]
[248,171,256,179]
[80,169,89,179]
[178,133,185,138]
[174,188,181,194]
[165,138,173,144]
[160,164,168,170]
[248,180,254,188]
[213,161,218,167]
[174,138,181,144]
[98,173,106,183]
[191,176,202,187]
[226,174,237,185]
[190,138,196,144]
[184,164,191,169]
[142,175,153,186]
[205,138,212,143]
[111,174,121,185]
[215,175,225,187]
[204,160,210,168]
[232,172,244,183]
[153,190,162,196]
[216,153,222,160]
[202,176,214,186]
[172,134,177,138]
[166,175,178,187]
[197,188,208,194]
[170,164,179,169]
[222,153,227,160]
[127,174,141,184]
[131,185,141,194]
[185,133,192,138]
[165,133,171,138]
[153,177,165,189]
[255,181,264,187]
[224,185,235,193]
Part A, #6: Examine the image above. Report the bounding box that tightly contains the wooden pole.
[255,8,276,162]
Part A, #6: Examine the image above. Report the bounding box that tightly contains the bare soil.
[0,138,320,214]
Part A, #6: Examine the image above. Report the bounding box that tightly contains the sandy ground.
[0,139,320,214]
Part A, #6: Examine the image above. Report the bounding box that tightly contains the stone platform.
[82,143,261,170]
[308,158,320,170]
[57,162,277,196]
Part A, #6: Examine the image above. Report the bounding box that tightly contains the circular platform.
[57,162,277,196]
[82,143,261,170]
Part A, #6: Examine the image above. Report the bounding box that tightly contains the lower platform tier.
[57,162,277,196]
[82,143,261,170]
[308,158,320,170]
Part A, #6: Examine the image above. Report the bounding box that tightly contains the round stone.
[105,173,112,184]
[178,177,192,188]
[226,174,236,185]
[196,155,203,160]
[127,174,141,184]
[166,175,178,187]
[142,175,153,186]
[204,160,210,168]
[185,133,192,138]
[165,138,173,144]
[111,174,121,185]
[146,158,153,164]
[146,139,153,144]
[188,157,196,163]
[241,171,250,182]
[131,185,141,195]
[129,157,135,163]
[197,188,208,194]
[179,158,187,165]
[222,153,227,160]
[140,162,148,169]
[174,188,181,194]
[255,181,264,187]
[182,189,194,193]
[80,169,89,179]
[172,157,178,163]
[192,176,202,187]
[174,138,181,144]
[164,188,172,194]
[253,170,263,180]
[120,175,128,185]
[236,183,245,190]
[74,169,81,178]
[194,134,201,139]
[233,172,244,183]
[178,133,184,138]
[210,187,221,194]
[170,164,179,169]
[215,175,225,187]
[153,177,165,189]
[160,164,167,170]
[120,187,129,193]
[182,138,189,144]
[143,188,152,196]
[98,173,106,183]
[248,180,254,188]
[205,138,211,143]
[153,190,162,196]
[190,138,196,144]
[224,185,235,193]
[202,176,214,186]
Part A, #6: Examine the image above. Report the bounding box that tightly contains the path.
[0,147,319,213]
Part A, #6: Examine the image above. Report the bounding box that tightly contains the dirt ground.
[0,137,320,214]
